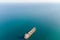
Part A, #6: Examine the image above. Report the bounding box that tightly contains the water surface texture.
[0,3,60,40]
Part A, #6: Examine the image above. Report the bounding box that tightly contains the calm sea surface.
[0,3,60,40]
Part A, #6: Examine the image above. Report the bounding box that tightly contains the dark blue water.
[0,3,60,40]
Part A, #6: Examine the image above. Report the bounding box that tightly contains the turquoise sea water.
[0,3,60,40]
